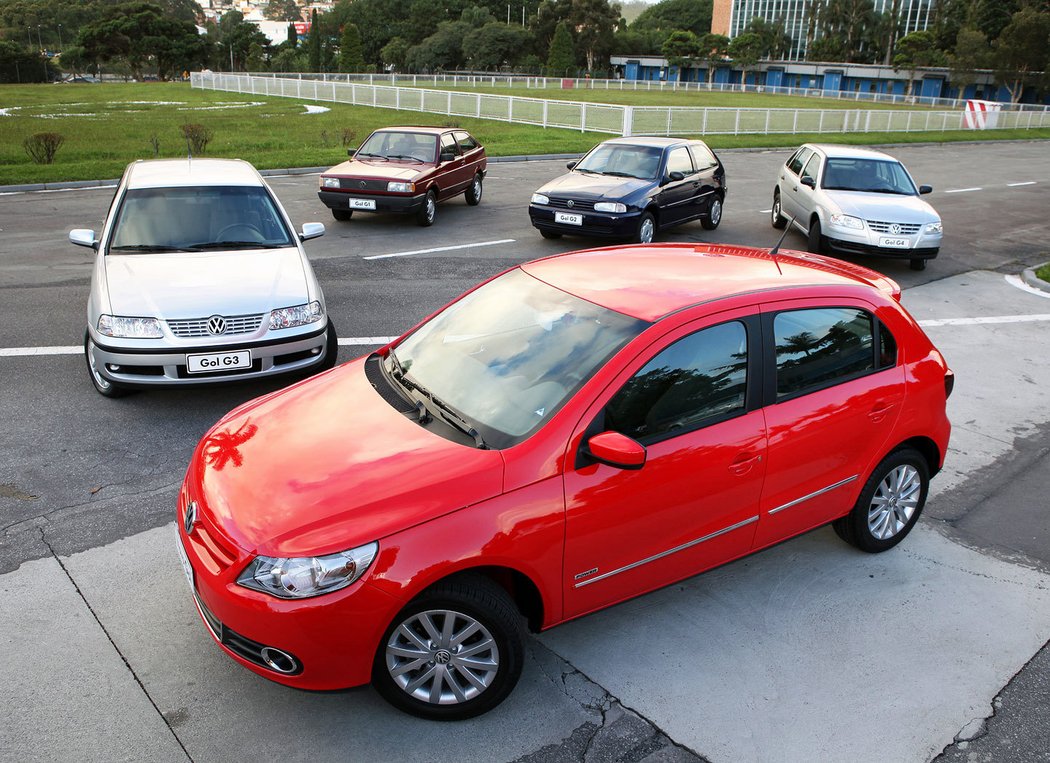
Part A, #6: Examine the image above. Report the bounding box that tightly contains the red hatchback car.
[176,244,952,720]
[317,126,486,226]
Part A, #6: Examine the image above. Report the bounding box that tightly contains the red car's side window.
[773,307,875,398]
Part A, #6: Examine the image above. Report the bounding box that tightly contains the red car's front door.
[562,312,767,619]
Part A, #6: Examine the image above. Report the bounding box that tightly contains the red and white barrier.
[964,99,1001,129]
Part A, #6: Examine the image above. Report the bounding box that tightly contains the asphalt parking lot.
[2,140,1050,762]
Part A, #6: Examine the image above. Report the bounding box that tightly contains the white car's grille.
[168,314,265,338]
[866,220,922,235]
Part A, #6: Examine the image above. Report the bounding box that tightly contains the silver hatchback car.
[71,158,337,397]
[771,144,943,271]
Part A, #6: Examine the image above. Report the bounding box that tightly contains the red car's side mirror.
[585,431,646,470]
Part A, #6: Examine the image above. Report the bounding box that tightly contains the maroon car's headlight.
[387,181,415,193]
[236,542,379,599]
[321,176,340,189]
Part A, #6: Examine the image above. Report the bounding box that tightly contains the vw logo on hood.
[207,315,227,335]
[184,500,198,534]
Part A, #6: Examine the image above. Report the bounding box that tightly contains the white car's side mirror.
[69,229,98,250]
[300,222,325,242]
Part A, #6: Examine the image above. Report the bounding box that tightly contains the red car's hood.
[193,358,505,558]
[323,158,429,181]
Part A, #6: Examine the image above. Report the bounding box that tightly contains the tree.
[949,26,990,93]
[744,15,792,59]
[632,0,713,38]
[546,20,574,75]
[728,31,764,84]
[307,8,321,71]
[570,0,621,72]
[809,0,879,63]
[970,0,1019,43]
[246,40,266,71]
[213,10,269,72]
[661,30,700,73]
[0,39,56,83]
[470,21,531,70]
[406,20,471,70]
[892,30,947,96]
[286,22,298,48]
[264,0,302,22]
[381,37,411,70]
[339,22,364,71]
[345,0,410,66]
[991,7,1050,102]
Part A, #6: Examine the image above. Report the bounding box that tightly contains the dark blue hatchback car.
[528,137,727,243]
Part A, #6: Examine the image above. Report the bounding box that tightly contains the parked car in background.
[529,137,727,243]
[71,158,336,398]
[317,127,486,226]
[177,242,952,720]
[771,144,943,271]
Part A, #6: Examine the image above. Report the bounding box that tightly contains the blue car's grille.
[548,197,597,211]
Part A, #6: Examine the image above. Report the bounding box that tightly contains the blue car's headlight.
[594,202,627,213]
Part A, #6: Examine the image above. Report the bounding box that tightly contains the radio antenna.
[768,216,796,275]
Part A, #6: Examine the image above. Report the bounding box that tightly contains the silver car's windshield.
[108,186,295,253]
[821,158,917,195]
[575,145,662,179]
[387,268,648,448]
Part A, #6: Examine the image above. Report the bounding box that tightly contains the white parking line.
[945,187,982,193]
[363,239,515,260]
[919,313,1050,327]
[1007,181,1037,187]
[0,346,81,357]
[759,209,772,214]
[337,336,397,346]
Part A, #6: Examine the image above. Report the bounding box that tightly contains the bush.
[23,132,65,164]
[341,128,356,147]
[180,123,212,154]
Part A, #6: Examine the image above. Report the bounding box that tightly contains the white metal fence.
[193,72,1050,137]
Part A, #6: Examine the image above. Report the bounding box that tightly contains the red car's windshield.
[356,132,438,163]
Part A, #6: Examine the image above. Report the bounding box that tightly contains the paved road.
[1,141,1049,762]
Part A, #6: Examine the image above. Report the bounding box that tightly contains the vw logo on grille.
[889,223,902,235]
[184,500,198,534]
[566,199,575,208]
[359,180,367,189]
[207,315,227,335]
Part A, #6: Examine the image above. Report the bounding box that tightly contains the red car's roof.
[521,243,900,322]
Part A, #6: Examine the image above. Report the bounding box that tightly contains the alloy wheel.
[867,464,921,540]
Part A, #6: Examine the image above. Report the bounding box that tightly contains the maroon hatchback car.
[318,127,487,227]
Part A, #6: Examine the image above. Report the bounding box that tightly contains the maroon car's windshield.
[356,132,438,163]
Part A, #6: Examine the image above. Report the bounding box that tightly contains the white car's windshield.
[821,158,917,195]
[575,144,662,179]
[108,186,294,253]
[388,268,648,448]
[356,132,437,163]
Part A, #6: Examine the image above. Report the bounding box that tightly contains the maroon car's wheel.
[417,190,437,227]
[465,174,483,206]
[372,575,525,720]
[331,208,353,222]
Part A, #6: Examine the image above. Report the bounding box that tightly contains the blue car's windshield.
[575,145,663,180]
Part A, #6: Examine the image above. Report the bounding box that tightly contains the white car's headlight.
[237,542,379,599]
[829,213,865,230]
[269,301,324,330]
[925,222,943,234]
[321,177,340,189]
[97,315,163,339]
[531,193,549,205]
[594,202,627,213]
[387,181,415,193]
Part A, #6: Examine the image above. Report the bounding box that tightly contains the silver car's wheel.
[372,575,525,720]
[833,447,929,553]
[385,609,499,705]
[771,191,786,229]
[867,464,922,540]
[84,331,130,398]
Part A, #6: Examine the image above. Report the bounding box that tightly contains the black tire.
[700,194,723,230]
[909,258,927,271]
[465,173,483,206]
[416,189,437,227]
[372,575,525,721]
[771,190,786,229]
[634,211,657,244]
[84,330,131,398]
[807,218,824,254]
[318,319,339,371]
[539,229,562,240]
[832,447,930,553]
[331,208,353,222]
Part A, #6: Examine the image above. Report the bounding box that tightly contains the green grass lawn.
[1,82,1047,185]
[1037,262,1050,282]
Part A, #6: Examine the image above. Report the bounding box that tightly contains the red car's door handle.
[869,401,896,423]
[729,452,763,476]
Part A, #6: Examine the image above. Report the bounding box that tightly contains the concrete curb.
[1021,263,1050,294]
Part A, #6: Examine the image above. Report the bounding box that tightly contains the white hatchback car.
[771,144,943,271]
[70,158,336,397]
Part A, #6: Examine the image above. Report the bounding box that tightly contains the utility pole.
[57,23,63,52]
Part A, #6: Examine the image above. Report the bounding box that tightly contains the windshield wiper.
[109,244,188,253]
[601,171,639,178]
[356,152,387,160]
[386,352,487,449]
[184,241,286,250]
[387,154,424,163]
